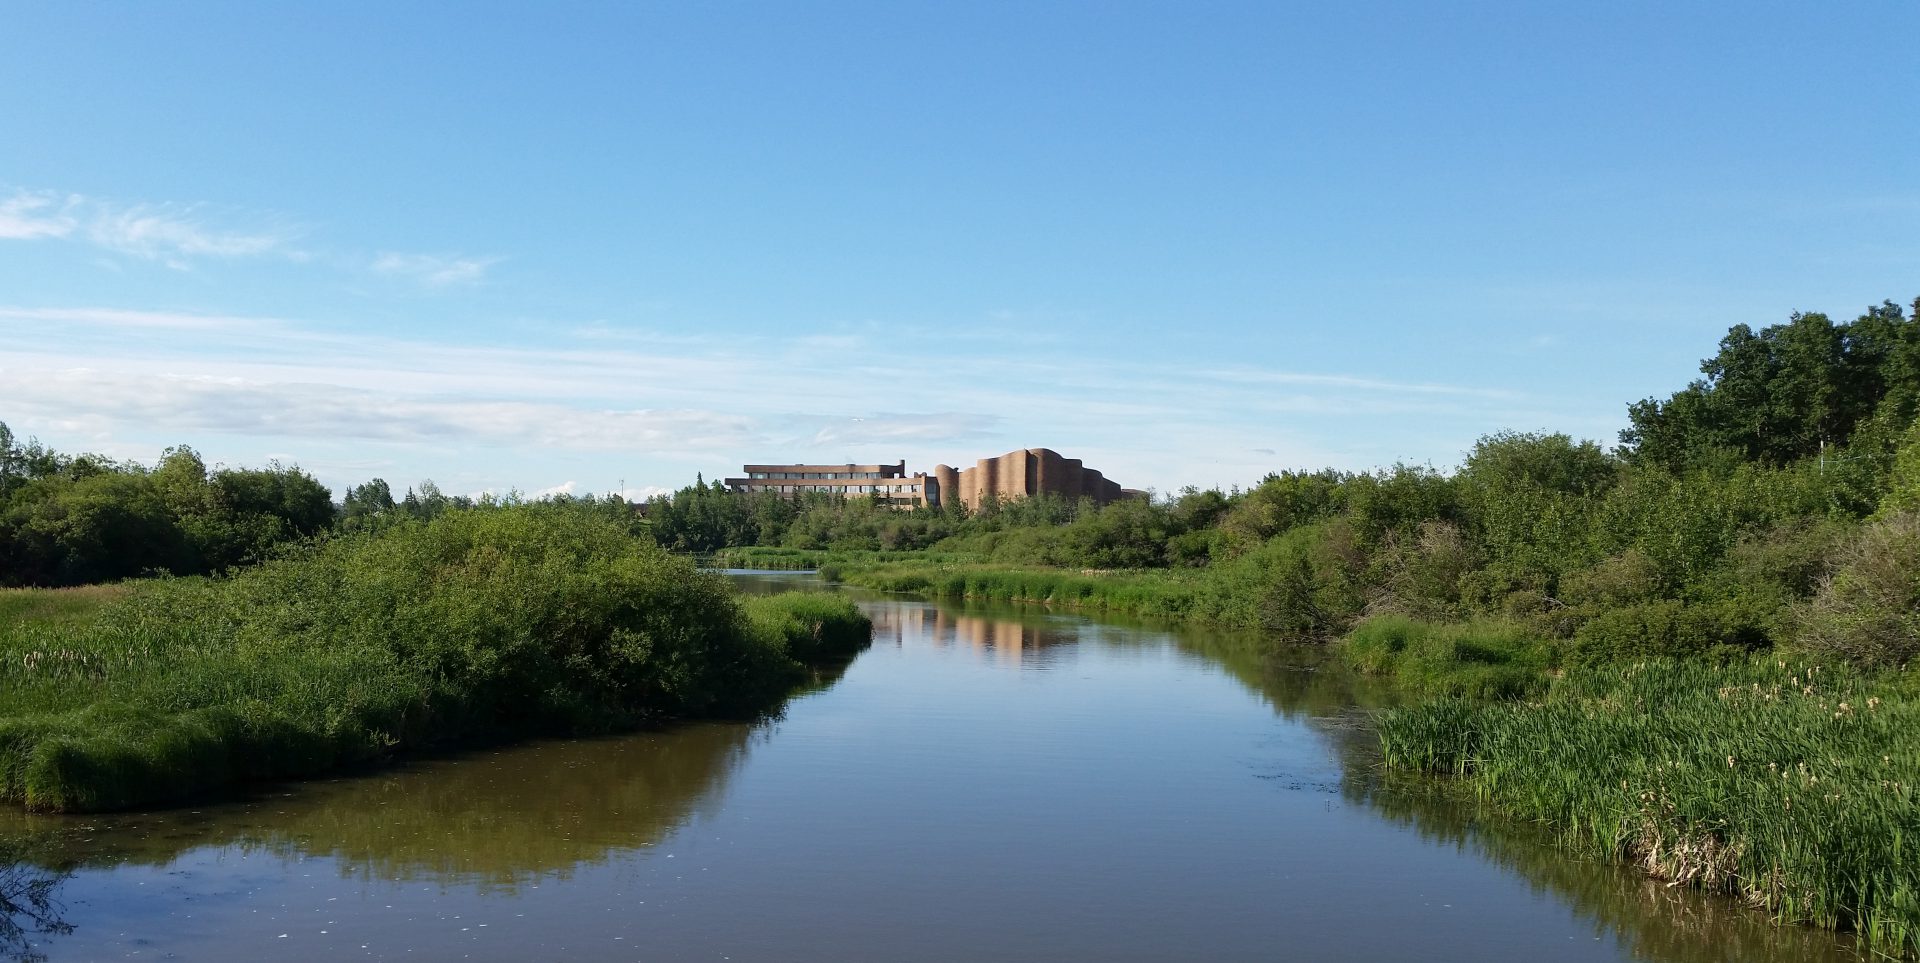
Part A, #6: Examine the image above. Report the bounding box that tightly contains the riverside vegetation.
[2,297,1917,949]
[0,505,869,813]
[671,299,1920,952]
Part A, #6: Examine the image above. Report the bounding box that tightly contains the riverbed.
[0,576,1860,961]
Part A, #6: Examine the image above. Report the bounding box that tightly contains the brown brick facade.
[725,448,1126,511]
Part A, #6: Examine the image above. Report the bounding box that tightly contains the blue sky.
[2,2,1915,499]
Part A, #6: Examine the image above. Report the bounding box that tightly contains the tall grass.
[710,546,983,572]
[1378,657,1920,955]
[1340,616,1556,700]
[835,561,1204,621]
[0,586,127,629]
[0,506,870,813]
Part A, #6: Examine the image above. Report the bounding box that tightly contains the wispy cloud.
[0,190,79,240]
[1,187,500,282]
[0,304,1585,493]
[0,305,289,331]
[0,188,298,267]
[803,412,1000,447]
[372,252,501,286]
[0,366,758,454]
[86,203,292,266]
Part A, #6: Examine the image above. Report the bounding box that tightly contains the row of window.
[747,471,891,480]
[738,483,920,494]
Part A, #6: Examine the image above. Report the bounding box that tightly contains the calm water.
[0,576,1861,961]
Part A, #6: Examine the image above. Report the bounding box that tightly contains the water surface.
[0,578,1860,961]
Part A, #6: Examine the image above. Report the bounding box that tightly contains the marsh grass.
[0,587,127,630]
[1378,657,1920,955]
[835,561,1204,621]
[0,507,870,813]
[1340,616,1556,700]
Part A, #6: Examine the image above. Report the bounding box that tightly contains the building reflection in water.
[865,600,1076,667]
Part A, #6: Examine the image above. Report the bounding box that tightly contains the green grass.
[0,506,871,813]
[1377,656,1920,955]
[833,561,1205,621]
[1339,615,1556,700]
[710,546,981,572]
[739,591,874,665]
[0,585,127,629]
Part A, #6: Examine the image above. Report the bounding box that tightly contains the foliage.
[1796,511,1920,667]
[1340,615,1554,700]
[0,506,869,812]
[0,430,333,586]
[1621,298,1920,472]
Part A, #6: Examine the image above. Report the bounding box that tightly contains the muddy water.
[0,577,1860,961]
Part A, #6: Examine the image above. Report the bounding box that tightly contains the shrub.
[1797,511,1920,666]
[1567,600,1762,665]
[0,506,871,811]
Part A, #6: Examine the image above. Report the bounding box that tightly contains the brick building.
[724,461,931,507]
[725,447,1127,511]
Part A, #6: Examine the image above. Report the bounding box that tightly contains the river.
[0,574,1861,961]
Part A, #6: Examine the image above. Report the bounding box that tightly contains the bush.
[1797,511,1920,666]
[1567,600,1761,665]
[0,506,871,811]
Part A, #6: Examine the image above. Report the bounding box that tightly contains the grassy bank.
[831,559,1207,620]
[1338,616,1557,700]
[1377,657,1920,955]
[710,546,982,572]
[0,506,870,813]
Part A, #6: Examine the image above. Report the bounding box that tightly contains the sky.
[2,2,1915,501]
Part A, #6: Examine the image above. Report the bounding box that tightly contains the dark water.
[0,577,1861,961]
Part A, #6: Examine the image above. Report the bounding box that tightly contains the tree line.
[8,295,1918,664]
[654,297,1920,664]
[0,431,635,587]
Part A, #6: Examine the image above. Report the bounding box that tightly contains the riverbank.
[806,549,1920,954]
[1378,657,1920,956]
[817,556,1563,695]
[0,507,870,813]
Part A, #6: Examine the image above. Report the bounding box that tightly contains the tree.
[342,478,398,529]
[1622,301,1918,470]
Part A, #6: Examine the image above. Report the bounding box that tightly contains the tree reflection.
[0,840,72,963]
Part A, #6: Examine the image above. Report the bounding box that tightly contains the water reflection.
[2,722,755,893]
[870,603,1080,667]
[867,591,1861,962]
[0,580,1871,962]
[1349,775,1861,962]
[0,841,71,963]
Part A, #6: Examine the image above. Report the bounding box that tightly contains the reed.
[1378,656,1920,955]
[834,561,1203,621]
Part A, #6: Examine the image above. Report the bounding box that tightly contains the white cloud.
[372,252,501,286]
[1,188,498,281]
[804,412,999,447]
[0,366,757,454]
[0,188,296,266]
[86,203,291,265]
[0,190,78,239]
[0,305,287,331]
[0,304,1580,493]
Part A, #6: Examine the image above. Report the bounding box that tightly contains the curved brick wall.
[941,448,1125,511]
